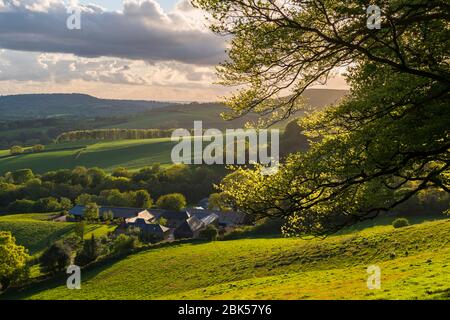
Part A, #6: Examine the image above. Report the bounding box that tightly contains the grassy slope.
[6,218,449,300]
[0,139,176,174]
[0,213,115,256]
[0,214,75,255]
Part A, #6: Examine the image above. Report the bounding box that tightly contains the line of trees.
[0,164,226,214]
[56,129,176,143]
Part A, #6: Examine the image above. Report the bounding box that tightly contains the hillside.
[0,139,176,174]
[0,94,173,120]
[4,218,449,300]
[0,213,116,256]
[106,89,348,130]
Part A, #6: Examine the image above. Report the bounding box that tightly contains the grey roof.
[200,213,219,226]
[188,209,248,225]
[69,205,145,219]
[150,210,191,221]
[184,216,205,232]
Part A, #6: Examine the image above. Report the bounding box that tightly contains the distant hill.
[107,89,348,130]
[0,94,174,120]
[0,89,347,123]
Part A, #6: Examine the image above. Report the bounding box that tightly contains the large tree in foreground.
[193,0,450,236]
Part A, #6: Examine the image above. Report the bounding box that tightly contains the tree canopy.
[194,0,450,236]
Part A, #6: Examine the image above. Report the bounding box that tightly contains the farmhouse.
[174,213,219,239]
[174,216,205,239]
[126,218,170,241]
[68,205,250,241]
[149,209,191,228]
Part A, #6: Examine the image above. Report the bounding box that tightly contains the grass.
[0,213,116,256]
[0,139,176,174]
[0,213,75,255]
[4,218,449,300]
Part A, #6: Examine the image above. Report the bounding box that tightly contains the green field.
[0,213,116,256]
[0,139,176,174]
[0,213,75,255]
[4,217,449,300]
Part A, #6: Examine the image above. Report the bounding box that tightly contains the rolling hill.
[105,89,348,130]
[3,217,449,300]
[0,139,176,174]
[0,94,173,120]
[0,213,116,256]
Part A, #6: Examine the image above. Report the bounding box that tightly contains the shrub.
[7,199,36,214]
[32,144,45,153]
[393,218,410,229]
[83,202,99,221]
[75,235,102,266]
[0,232,30,291]
[34,197,61,213]
[156,193,187,211]
[10,146,24,156]
[199,225,219,241]
[11,169,34,184]
[74,221,86,239]
[40,242,72,274]
[112,234,137,256]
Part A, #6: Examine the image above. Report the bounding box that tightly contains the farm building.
[126,218,170,241]
[174,216,205,239]
[174,213,219,239]
[188,209,249,227]
[149,210,191,228]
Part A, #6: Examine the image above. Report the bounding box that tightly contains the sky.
[0,0,347,102]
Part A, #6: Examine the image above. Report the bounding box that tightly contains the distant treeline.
[57,129,176,142]
[0,116,129,149]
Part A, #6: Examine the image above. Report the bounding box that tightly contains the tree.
[199,225,219,241]
[0,232,30,291]
[135,190,153,208]
[196,0,450,236]
[157,217,168,227]
[10,146,23,155]
[11,169,34,184]
[74,235,102,266]
[40,242,71,274]
[102,210,114,222]
[74,221,86,240]
[32,144,45,153]
[34,197,61,213]
[156,193,187,211]
[7,199,36,214]
[112,234,137,257]
[59,197,72,212]
[83,203,99,222]
[208,193,231,211]
[75,193,96,206]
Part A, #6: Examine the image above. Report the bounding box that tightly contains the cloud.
[0,49,217,86]
[0,0,226,65]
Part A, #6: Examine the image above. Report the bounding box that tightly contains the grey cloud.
[0,0,226,65]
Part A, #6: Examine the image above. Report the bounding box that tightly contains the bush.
[7,199,36,214]
[393,218,410,229]
[40,242,72,274]
[199,225,219,241]
[32,144,45,153]
[156,193,187,211]
[0,232,30,291]
[10,146,24,156]
[83,202,99,221]
[112,234,137,256]
[75,235,102,266]
[34,197,61,213]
